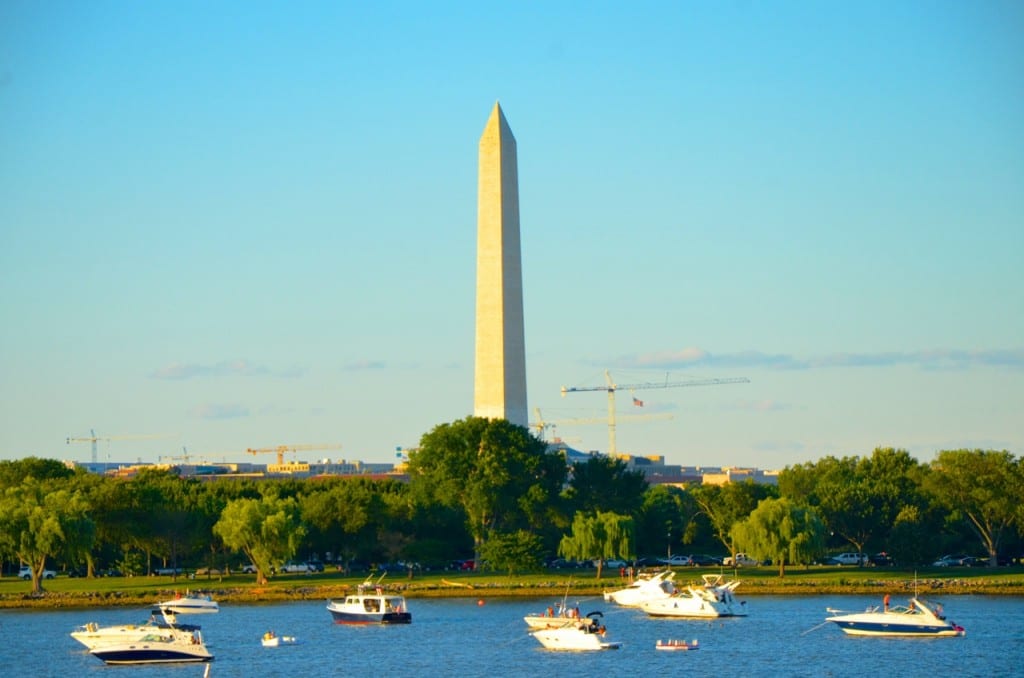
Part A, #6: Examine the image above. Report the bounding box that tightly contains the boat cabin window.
[363,598,381,612]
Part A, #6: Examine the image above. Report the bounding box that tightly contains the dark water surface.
[0,594,1020,677]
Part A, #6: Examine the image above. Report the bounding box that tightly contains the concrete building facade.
[473,102,528,428]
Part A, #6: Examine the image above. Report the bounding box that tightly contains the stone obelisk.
[474,102,528,428]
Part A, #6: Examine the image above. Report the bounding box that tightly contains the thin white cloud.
[342,360,386,371]
[151,360,303,380]
[189,403,250,420]
[617,347,1024,371]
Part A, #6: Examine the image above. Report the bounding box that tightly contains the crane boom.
[560,371,749,455]
[67,429,168,464]
[246,443,342,466]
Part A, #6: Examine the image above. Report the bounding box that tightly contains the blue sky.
[2,1,1021,470]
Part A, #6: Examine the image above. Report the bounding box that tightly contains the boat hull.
[828,620,964,637]
[530,628,621,651]
[644,608,744,618]
[329,610,412,624]
[160,603,219,614]
[90,644,212,664]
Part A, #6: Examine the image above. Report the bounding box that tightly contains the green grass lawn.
[3,564,1023,609]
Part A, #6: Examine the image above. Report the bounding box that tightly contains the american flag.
[632,397,643,407]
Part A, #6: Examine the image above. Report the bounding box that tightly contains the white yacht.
[641,574,747,618]
[71,608,200,650]
[602,569,676,607]
[826,597,965,637]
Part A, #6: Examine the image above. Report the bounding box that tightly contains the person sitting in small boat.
[263,630,275,641]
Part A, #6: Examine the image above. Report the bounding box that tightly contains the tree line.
[2,417,1022,591]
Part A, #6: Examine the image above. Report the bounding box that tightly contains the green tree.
[558,511,634,578]
[213,493,306,584]
[478,529,544,576]
[634,484,700,559]
[779,449,924,556]
[564,455,648,516]
[0,457,74,488]
[0,476,93,592]
[731,497,825,577]
[923,449,1023,566]
[301,477,389,566]
[407,417,566,560]
[691,481,777,560]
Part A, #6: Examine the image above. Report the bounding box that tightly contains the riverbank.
[3,566,1023,609]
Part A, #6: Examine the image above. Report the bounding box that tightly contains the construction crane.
[560,371,750,455]
[67,429,167,464]
[530,407,671,443]
[246,443,343,466]
[159,447,222,465]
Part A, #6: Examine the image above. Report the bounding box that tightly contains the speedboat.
[641,574,747,618]
[603,569,677,607]
[655,639,700,651]
[71,607,201,650]
[326,578,411,624]
[826,597,965,637]
[89,627,213,664]
[157,590,220,614]
[530,611,621,651]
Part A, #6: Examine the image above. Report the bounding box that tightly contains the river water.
[0,594,1019,677]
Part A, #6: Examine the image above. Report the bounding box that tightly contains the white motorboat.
[71,607,201,650]
[261,631,299,647]
[603,569,676,607]
[826,597,965,637]
[157,590,219,614]
[641,574,747,618]
[529,611,621,651]
[89,627,213,664]
[327,576,411,624]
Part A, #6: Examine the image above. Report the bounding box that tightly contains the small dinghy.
[261,631,298,647]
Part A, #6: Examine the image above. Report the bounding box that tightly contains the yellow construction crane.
[560,370,749,455]
[67,429,167,464]
[246,443,343,466]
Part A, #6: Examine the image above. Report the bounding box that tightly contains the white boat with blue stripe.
[826,597,965,637]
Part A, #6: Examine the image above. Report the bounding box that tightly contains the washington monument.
[474,102,528,428]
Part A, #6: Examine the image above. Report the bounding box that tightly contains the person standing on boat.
[883,593,890,611]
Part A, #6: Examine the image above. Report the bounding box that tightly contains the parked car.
[932,554,969,567]
[194,567,225,575]
[869,552,892,566]
[723,553,759,567]
[18,566,56,580]
[280,562,312,573]
[241,563,258,574]
[689,554,724,566]
[658,554,694,567]
[826,552,868,566]
[153,567,183,576]
[306,560,325,572]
